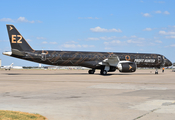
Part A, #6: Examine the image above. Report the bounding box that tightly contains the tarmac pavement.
[0,69,175,120]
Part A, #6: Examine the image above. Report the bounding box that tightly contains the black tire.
[88,70,94,74]
[100,70,107,75]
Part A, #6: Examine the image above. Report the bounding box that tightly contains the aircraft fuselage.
[11,50,171,69]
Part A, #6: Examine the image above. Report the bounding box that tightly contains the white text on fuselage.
[134,59,155,63]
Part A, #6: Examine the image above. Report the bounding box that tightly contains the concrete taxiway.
[0,69,175,120]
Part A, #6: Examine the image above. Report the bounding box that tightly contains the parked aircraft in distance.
[3,25,172,75]
[0,63,13,70]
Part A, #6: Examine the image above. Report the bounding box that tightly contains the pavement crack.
[133,108,161,120]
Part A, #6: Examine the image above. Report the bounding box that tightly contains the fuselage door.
[158,56,162,64]
[41,53,46,61]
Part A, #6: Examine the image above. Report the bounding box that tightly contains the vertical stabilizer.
[10,63,14,67]
[6,25,34,51]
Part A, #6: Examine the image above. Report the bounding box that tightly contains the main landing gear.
[100,65,109,75]
[88,69,95,74]
[100,70,107,75]
[89,66,109,75]
[88,69,108,75]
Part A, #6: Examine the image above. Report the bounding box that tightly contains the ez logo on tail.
[11,35,22,43]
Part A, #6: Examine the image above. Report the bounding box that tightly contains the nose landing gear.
[155,68,158,74]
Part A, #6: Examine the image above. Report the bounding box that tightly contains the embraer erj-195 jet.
[3,25,172,75]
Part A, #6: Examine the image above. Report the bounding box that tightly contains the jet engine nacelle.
[118,62,136,72]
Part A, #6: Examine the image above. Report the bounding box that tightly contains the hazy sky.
[0,0,175,66]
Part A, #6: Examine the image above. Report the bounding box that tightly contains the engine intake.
[118,62,136,72]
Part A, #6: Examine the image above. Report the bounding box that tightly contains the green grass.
[0,110,47,120]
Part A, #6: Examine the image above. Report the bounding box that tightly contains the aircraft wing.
[98,54,132,67]
[98,54,120,66]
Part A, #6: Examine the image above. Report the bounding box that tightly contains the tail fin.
[6,25,34,51]
[10,63,14,67]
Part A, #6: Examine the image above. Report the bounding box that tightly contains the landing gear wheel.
[155,69,158,74]
[100,70,107,75]
[155,71,158,74]
[88,70,94,74]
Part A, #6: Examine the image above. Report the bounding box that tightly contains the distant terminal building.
[0,59,1,67]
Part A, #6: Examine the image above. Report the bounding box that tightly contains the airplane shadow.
[3,72,155,76]
[101,73,155,76]
[4,73,87,76]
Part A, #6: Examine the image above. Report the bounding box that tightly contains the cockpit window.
[164,56,167,59]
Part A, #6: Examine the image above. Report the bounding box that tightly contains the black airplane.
[3,25,172,75]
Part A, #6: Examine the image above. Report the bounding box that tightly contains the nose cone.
[165,59,172,66]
